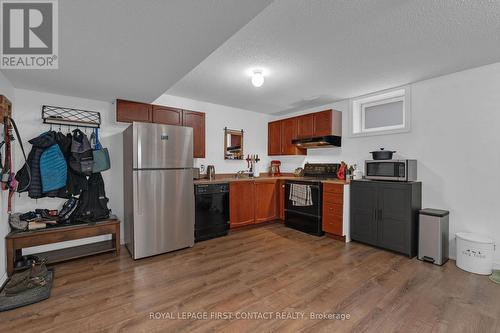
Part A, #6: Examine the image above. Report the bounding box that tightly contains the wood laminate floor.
[1,223,499,333]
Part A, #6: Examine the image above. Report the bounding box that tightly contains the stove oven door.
[284,181,323,236]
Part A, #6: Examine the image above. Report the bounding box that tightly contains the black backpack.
[73,172,110,221]
[69,129,93,176]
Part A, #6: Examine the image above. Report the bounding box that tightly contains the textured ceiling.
[166,0,500,114]
[0,0,273,102]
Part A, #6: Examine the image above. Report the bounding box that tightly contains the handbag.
[92,128,110,173]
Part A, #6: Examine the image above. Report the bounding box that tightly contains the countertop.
[194,174,349,185]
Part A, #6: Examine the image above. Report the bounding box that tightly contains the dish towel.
[289,184,313,206]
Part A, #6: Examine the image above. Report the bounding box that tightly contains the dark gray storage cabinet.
[350,180,422,257]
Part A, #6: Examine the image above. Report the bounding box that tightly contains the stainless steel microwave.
[365,159,417,181]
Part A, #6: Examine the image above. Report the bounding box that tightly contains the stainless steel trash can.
[418,208,449,265]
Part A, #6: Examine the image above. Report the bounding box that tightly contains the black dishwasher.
[195,183,230,242]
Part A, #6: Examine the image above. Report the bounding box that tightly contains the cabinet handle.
[373,208,377,221]
[378,209,382,220]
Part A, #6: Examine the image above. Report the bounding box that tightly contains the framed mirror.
[224,128,244,160]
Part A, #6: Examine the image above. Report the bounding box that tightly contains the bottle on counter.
[253,163,260,178]
[353,164,363,180]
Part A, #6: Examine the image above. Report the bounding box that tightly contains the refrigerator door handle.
[136,171,142,215]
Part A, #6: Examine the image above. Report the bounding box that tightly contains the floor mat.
[0,269,54,312]
[489,270,500,284]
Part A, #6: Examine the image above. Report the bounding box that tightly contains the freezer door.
[132,169,194,259]
[133,122,193,169]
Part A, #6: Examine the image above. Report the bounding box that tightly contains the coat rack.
[0,95,12,124]
[42,105,101,129]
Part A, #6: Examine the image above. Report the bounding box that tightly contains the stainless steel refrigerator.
[123,122,194,259]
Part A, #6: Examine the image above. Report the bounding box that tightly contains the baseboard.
[325,233,346,242]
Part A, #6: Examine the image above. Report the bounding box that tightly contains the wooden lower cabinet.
[230,180,279,228]
[322,183,344,236]
[255,181,278,223]
[278,180,285,221]
[230,182,255,228]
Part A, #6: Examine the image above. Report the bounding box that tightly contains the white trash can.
[456,232,495,275]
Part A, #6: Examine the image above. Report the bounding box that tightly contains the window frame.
[349,86,411,137]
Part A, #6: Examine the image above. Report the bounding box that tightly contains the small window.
[349,86,411,137]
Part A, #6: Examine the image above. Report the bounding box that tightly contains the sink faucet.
[235,170,249,178]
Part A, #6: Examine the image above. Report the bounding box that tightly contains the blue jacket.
[40,143,67,193]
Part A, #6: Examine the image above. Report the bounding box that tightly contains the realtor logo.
[1,0,58,68]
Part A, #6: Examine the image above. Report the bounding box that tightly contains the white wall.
[12,89,128,255]
[3,62,500,273]
[271,62,500,266]
[154,94,272,174]
[4,90,271,268]
[0,71,16,286]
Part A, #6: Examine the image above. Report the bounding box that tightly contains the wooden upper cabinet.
[152,105,182,125]
[268,121,282,155]
[254,180,278,223]
[116,100,206,158]
[313,110,333,137]
[297,114,314,138]
[116,99,152,123]
[281,118,305,155]
[230,181,255,228]
[182,110,206,158]
[267,109,339,155]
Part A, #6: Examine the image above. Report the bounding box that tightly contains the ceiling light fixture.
[251,70,264,87]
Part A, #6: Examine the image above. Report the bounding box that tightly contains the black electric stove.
[284,163,340,236]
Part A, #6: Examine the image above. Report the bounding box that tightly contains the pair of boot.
[4,258,48,296]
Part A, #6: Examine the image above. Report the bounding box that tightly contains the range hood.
[292,135,342,149]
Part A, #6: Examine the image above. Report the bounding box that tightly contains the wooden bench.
[6,217,120,276]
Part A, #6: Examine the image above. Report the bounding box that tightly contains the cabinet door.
[116,99,151,123]
[182,110,206,158]
[279,180,285,220]
[313,110,332,136]
[322,184,344,235]
[281,118,305,155]
[377,184,411,254]
[268,121,282,155]
[350,182,378,245]
[230,181,255,227]
[152,105,182,125]
[255,181,278,223]
[297,114,314,138]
